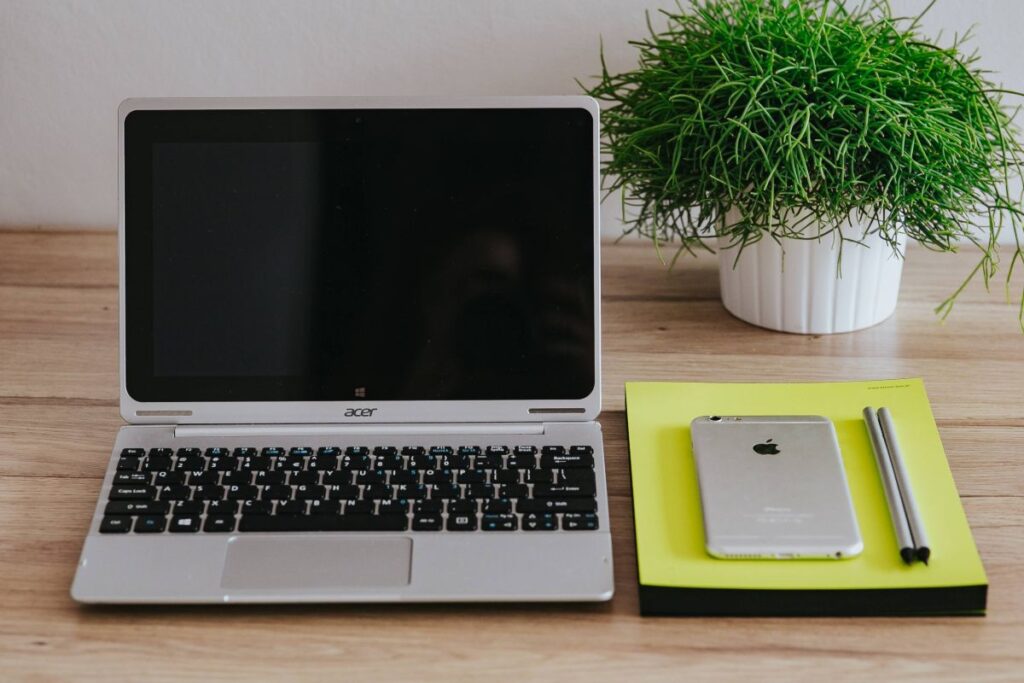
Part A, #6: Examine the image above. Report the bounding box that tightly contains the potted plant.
[584,0,1024,333]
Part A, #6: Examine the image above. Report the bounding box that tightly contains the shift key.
[517,498,597,514]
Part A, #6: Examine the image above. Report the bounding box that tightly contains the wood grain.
[0,228,1021,682]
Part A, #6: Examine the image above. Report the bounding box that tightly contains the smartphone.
[690,415,862,560]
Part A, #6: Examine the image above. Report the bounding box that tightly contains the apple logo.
[752,438,780,455]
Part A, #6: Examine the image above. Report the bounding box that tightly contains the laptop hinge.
[173,423,546,438]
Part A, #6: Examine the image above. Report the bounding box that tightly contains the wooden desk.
[1,229,1021,681]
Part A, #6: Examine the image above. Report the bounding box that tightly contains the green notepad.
[625,379,987,616]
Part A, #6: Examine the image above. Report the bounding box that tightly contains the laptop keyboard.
[100,445,600,534]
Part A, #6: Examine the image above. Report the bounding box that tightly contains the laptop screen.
[124,107,596,402]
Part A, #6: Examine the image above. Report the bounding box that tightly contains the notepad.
[625,379,987,616]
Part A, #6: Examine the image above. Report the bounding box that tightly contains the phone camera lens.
[710,416,722,422]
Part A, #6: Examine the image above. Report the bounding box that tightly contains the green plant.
[583,0,1024,324]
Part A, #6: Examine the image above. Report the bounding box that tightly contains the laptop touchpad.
[221,537,412,590]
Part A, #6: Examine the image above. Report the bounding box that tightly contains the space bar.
[238,515,408,532]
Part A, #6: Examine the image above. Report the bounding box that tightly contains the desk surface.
[1,229,1021,681]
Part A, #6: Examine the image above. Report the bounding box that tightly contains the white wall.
[2,0,1023,236]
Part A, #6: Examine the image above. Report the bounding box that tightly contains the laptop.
[71,96,614,603]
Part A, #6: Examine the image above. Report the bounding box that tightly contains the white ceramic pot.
[717,215,906,334]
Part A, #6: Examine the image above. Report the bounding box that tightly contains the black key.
[142,455,173,472]
[274,456,305,472]
[569,445,594,456]
[262,447,285,457]
[121,448,146,458]
[295,484,326,500]
[222,470,252,486]
[203,515,236,532]
[378,498,409,515]
[189,470,220,486]
[323,471,352,486]
[174,455,204,472]
[328,484,360,500]
[559,469,596,486]
[522,512,558,531]
[241,499,272,515]
[363,483,391,500]
[506,452,536,469]
[153,470,186,486]
[289,446,313,457]
[262,484,292,500]
[540,452,594,469]
[373,446,398,456]
[414,499,443,514]
[495,469,520,485]
[397,483,428,499]
[482,514,517,531]
[563,513,599,531]
[525,468,553,484]
[113,472,150,485]
[308,499,341,515]
[233,447,258,458]
[439,454,469,470]
[482,498,512,514]
[355,469,387,485]
[464,484,493,500]
[276,500,307,515]
[105,500,169,516]
[518,498,597,514]
[446,513,477,531]
[344,499,374,515]
[148,447,174,457]
[448,499,478,515]
[499,484,529,499]
[542,445,567,456]
[168,515,201,532]
[431,482,461,499]
[204,447,230,457]
[177,447,202,458]
[390,469,419,486]
[195,484,224,501]
[108,485,156,501]
[239,515,407,532]
[134,515,167,533]
[171,500,204,515]
[472,453,502,470]
[485,445,510,456]
[99,516,131,533]
[254,471,286,486]
[206,500,239,516]
[422,468,453,485]
[533,482,596,498]
[289,471,320,486]
[410,453,436,470]
[457,446,481,457]
[174,456,203,473]
[345,446,371,458]
[208,456,238,472]
[317,446,341,457]
[240,455,272,471]
[116,455,141,472]
[412,513,443,531]
[374,454,403,470]
[457,470,487,485]
[308,455,338,471]
[429,445,453,457]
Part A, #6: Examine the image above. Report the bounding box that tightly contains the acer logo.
[344,408,377,418]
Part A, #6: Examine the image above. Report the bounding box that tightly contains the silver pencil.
[878,407,931,565]
[863,407,915,564]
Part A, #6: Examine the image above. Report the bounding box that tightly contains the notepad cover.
[625,379,987,616]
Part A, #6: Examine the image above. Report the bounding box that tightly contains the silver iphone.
[690,416,863,560]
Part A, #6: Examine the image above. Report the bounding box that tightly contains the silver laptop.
[71,96,614,603]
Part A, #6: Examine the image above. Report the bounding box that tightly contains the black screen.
[124,108,595,402]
